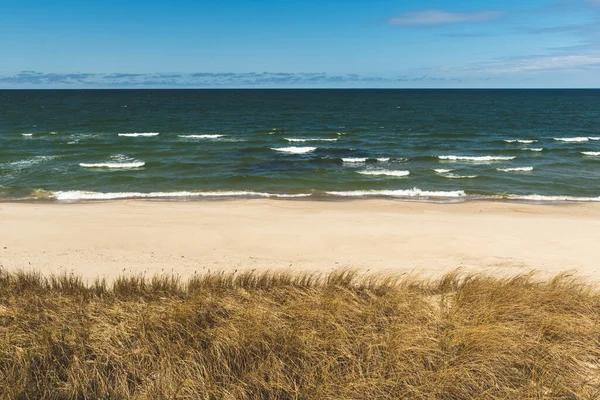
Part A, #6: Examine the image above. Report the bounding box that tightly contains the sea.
[1,89,599,202]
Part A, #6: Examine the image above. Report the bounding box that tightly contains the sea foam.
[271,146,316,154]
[52,191,309,201]
[497,167,533,172]
[443,173,478,179]
[504,139,537,144]
[522,148,543,152]
[357,170,410,177]
[553,137,589,142]
[118,132,160,137]
[79,162,145,169]
[507,194,600,202]
[178,134,225,139]
[438,155,515,162]
[342,157,367,163]
[325,188,466,198]
[285,138,337,142]
[582,151,600,156]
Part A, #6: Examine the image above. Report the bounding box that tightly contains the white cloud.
[388,10,503,26]
[466,54,600,74]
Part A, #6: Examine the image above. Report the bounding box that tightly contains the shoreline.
[1,199,599,282]
[2,193,600,205]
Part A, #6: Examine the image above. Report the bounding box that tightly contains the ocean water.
[1,89,599,202]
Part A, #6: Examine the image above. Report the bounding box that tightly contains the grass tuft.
[0,268,598,399]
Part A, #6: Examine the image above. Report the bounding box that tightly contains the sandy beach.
[1,200,599,281]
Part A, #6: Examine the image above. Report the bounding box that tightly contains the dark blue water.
[1,89,599,201]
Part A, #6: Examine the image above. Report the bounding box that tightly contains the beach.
[2,199,599,281]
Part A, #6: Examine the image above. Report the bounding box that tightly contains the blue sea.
[1,89,599,202]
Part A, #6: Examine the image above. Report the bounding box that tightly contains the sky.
[0,0,599,88]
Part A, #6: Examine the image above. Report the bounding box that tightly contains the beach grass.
[0,268,598,399]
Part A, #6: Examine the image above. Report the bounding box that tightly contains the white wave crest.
[271,146,316,154]
[497,167,533,172]
[582,151,600,156]
[553,137,589,142]
[589,136,600,141]
[79,162,145,169]
[434,168,453,173]
[342,157,367,163]
[326,188,466,198]
[21,133,33,137]
[522,148,543,152]
[118,132,160,137]
[178,134,225,139]
[52,191,309,201]
[285,138,337,142]
[443,173,478,179]
[357,170,410,177]
[376,158,390,162]
[507,194,600,202]
[438,155,515,162]
[6,156,58,169]
[504,139,537,144]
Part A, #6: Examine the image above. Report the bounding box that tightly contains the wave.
[507,194,600,202]
[438,155,515,162]
[21,133,33,137]
[118,132,160,137]
[553,137,589,142]
[357,170,410,177]
[52,191,311,201]
[79,162,145,169]
[178,134,225,139]
[284,138,337,142]
[376,158,390,162]
[497,167,533,172]
[589,136,600,141]
[522,148,543,152]
[443,173,478,179]
[433,168,475,179]
[325,188,466,198]
[5,156,58,169]
[336,132,346,136]
[582,151,600,156]
[271,146,316,154]
[504,139,537,144]
[342,157,367,163]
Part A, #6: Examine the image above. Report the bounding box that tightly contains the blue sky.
[1,0,599,88]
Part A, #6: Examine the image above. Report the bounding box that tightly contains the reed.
[0,268,598,399]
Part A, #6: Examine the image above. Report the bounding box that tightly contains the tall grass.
[0,268,598,399]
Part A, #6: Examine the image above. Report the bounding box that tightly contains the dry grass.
[0,268,598,399]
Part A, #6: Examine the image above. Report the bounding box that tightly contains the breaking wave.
[357,170,410,177]
[285,138,337,142]
[178,134,225,139]
[553,137,589,142]
[497,167,534,172]
[504,139,537,144]
[118,132,160,137]
[325,188,466,198]
[438,155,515,162]
[271,146,316,154]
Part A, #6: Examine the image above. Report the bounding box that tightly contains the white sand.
[1,200,599,281]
